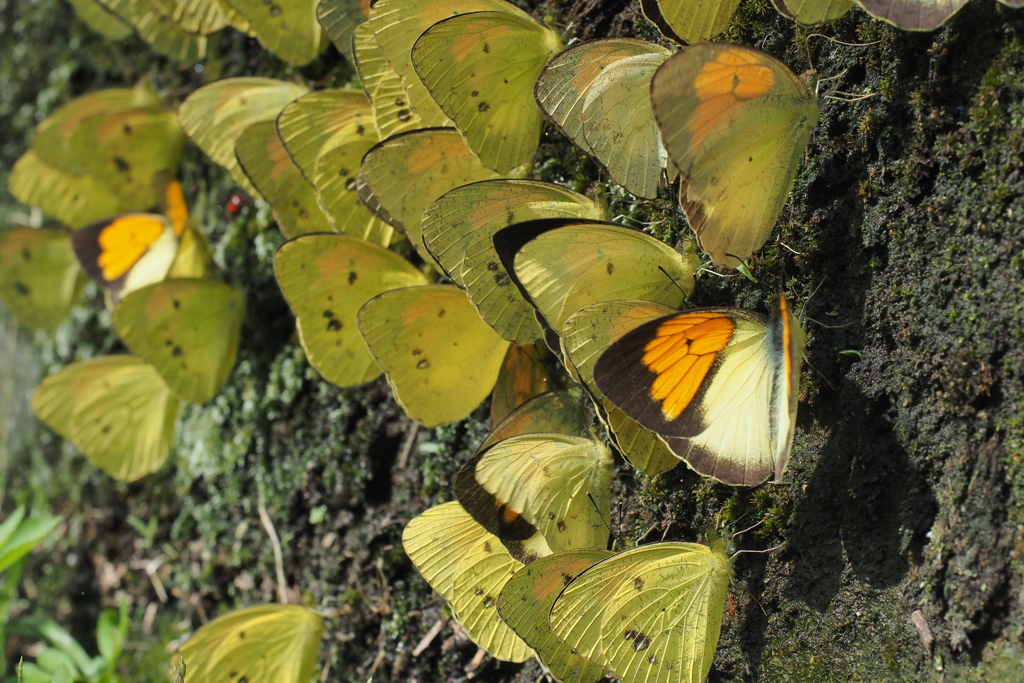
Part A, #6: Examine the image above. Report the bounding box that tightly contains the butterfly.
[351,22,426,139]
[234,120,335,239]
[90,0,222,61]
[534,38,675,199]
[490,343,551,425]
[496,549,612,683]
[411,6,562,174]
[356,284,510,427]
[854,0,975,30]
[640,0,739,44]
[224,0,326,65]
[356,128,500,268]
[65,0,134,40]
[651,43,818,268]
[70,181,209,303]
[421,179,604,346]
[273,233,429,388]
[402,501,535,662]
[770,0,853,25]
[549,540,732,683]
[492,218,698,340]
[178,78,310,198]
[590,296,805,486]
[0,228,86,331]
[111,278,245,404]
[481,390,586,453]
[31,355,180,481]
[275,89,392,244]
[176,604,324,683]
[454,432,612,563]
[12,85,183,228]
[316,0,371,63]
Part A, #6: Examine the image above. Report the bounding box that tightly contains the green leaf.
[33,619,95,676]
[0,507,27,550]
[0,515,61,572]
[35,648,79,678]
[51,664,74,683]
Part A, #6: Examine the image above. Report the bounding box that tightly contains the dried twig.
[411,618,445,657]
[258,505,288,604]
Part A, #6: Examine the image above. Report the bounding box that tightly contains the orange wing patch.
[97,216,166,280]
[689,49,776,152]
[642,313,735,419]
[164,181,189,237]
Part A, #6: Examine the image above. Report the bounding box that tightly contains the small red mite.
[226,194,244,213]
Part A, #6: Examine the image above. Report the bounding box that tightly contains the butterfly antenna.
[658,265,688,297]
[258,504,289,604]
[587,492,612,534]
[731,542,785,559]
[731,519,766,539]
[806,33,881,72]
[804,356,837,391]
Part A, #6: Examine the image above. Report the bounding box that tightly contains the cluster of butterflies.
[4,0,1018,680]
[2,84,244,481]
[66,0,1024,66]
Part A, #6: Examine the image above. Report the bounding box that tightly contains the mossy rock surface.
[1,0,1023,681]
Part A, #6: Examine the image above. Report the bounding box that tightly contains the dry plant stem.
[258,504,289,604]
[398,421,420,469]
[411,618,445,657]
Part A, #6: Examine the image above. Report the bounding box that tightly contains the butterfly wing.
[770,0,853,24]
[235,120,335,238]
[219,0,325,65]
[94,0,208,60]
[651,44,818,267]
[854,0,968,29]
[317,0,371,62]
[562,300,681,477]
[356,284,510,427]
[7,151,123,229]
[71,213,180,301]
[176,604,324,683]
[352,23,425,138]
[0,229,85,331]
[490,343,550,424]
[356,128,500,268]
[178,78,310,198]
[496,550,612,683]
[481,390,586,452]
[455,433,612,563]
[111,279,244,404]
[422,179,604,345]
[550,541,732,683]
[535,39,674,199]
[494,219,697,337]
[640,0,740,44]
[31,356,180,481]
[276,88,376,184]
[411,10,562,174]
[403,501,535,663]
[273,234,429,388]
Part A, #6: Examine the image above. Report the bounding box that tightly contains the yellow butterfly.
[178,78,309,198]
[493,218,698,338]
[66,0,133,40]
[489,342,551,425]
[562,300,684,477]
[31,355,180,481]
[275,89,391,244]
[234,120,335,239]
[651,43,818,267]
[357,128,501,268]
[590,297,805,486]
[496,549,612,683]
[70,181,210,303]
[7,152,123,229]
[176,604,324,683]
[111,279,244,404]
[316,0,371,62]
[770,0,853,25]
[640,0,740,44]
[420,179,605,346]
[0,228,86,331]
[356,284,510,427]
[221,0,326,65]
[534,38,675,199]
[481,390,586,453]
[273,234,428,388]
[351,22,425,139]
[402,501,534,662]
[91,0,219,60]
[411,6,562,173]
[364,0,523,130]
[549,540,732,683]
[454,433,612,563]
[855,0,975,30]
